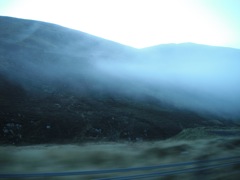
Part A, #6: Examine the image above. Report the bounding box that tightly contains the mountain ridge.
[2,16,240,51]
[0,16,239,144]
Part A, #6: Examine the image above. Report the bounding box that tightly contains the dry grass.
[1,133,240,179]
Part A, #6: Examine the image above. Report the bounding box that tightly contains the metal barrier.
[1,156,240,179]
[97,160,240,180]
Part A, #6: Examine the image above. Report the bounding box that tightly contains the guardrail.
[1,156,240,179]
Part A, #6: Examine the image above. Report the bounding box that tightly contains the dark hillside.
[0,16,239,145]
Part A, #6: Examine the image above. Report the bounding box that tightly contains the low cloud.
[2,34,240,119]
[93,45,240,119]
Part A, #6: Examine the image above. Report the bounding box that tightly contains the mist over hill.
[0,16,240,144]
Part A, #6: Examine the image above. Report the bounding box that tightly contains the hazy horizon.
[1,15,240,51]
[0,0,239,49]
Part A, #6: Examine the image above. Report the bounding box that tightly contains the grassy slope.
[1,134,240,179]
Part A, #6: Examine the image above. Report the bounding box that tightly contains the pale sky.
[0,0,240,49]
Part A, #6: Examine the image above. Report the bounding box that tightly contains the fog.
[93,45,240,119]
[1,20,240,120]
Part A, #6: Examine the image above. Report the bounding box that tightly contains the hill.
[0,16,239,144]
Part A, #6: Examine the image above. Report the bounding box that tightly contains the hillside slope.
[0,16,239,144]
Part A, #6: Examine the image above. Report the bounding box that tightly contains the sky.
[0,0,240,48]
